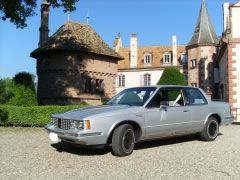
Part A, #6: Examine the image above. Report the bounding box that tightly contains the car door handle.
[183,110,189,112]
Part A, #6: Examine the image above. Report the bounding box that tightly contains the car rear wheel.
[200,117,219,141]
[112,124,135,157]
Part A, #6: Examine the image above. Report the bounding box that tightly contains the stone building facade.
[114,34,187,93]
[216,1,240,120]
[30,2,122,105]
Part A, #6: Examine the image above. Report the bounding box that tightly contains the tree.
[13,72,35,92]
[0,79,13,104]
[6,82,37,106]
[0,0,79,28]
[157,67,187,86]
[0,72,37,106]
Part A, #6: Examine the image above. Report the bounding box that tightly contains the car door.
[144,87,191,139]
[183,88,209,131]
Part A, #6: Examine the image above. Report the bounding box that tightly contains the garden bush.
[0,108,8,123]
[0,104,87,127]
[157,67,187,85]
[0,79,13,104]
[6,83,37,106]
[13,72,36,92]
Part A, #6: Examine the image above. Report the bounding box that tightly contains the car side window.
[147,88,185,108]
[184,88,207,105]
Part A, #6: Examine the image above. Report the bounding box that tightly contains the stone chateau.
[30,0,240,120]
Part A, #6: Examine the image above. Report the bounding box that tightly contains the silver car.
[45,86,233,156]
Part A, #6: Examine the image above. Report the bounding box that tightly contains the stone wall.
[37,52,118,105]
[187,45,216,96]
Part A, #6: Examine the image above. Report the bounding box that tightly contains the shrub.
[101,98,110,105]
[0,79,13,104]
[0,75,37,106]
[6,83,37,107]
[0,104,87,127]
[157,67,187,85]
[0,108,8,123]
[13,72,36,92]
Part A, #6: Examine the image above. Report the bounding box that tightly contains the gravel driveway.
[0,124,240,179]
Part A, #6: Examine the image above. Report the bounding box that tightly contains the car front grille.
[54,119,71,130]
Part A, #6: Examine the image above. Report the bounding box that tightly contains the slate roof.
[31,21,123,60]
[188,0,218,46]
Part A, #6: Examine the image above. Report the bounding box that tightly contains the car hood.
[52,105,138,120]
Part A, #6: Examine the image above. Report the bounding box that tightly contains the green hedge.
[0,104,87,127]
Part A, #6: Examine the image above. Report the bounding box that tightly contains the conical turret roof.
[188,0,218,46]
[31,21,123,60]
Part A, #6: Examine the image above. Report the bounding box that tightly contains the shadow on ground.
[51,142,111,156]
[50,133,218,156]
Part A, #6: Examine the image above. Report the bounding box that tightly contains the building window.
[163,53,171,64]
[118,74,125,87]
[191,59,197,68]
[181,53,188,64]
[144,53,152,66]
[144,73,151,86]
[191,83,197,87]
[96,79,104,94]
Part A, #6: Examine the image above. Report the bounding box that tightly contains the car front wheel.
[201,117,219,141]
[112,124,135,157]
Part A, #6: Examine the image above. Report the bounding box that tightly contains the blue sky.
[0,0,237,78]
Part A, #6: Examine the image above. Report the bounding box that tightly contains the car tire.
[200,117,219,141]
[112,124,135,157]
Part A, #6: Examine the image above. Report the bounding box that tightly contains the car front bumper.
[45,124,107,146]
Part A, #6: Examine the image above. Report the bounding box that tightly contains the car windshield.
[107,87,157,106]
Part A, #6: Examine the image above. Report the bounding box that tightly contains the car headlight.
[69,120,83,129]
[72,120,91,130]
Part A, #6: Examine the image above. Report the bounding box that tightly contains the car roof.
[129,85,199,89]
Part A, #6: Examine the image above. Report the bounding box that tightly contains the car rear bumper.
[45,124,107,146]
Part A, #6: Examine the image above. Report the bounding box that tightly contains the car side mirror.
[159,105,167,111]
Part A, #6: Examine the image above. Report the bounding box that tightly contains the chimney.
[172,35,177,66]
[223,3,230,33]
[39,0,50,47]
[113,33,122,52]
[130,33,138,68]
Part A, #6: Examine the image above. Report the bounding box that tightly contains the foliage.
[157,67,187,86]
[0,72,37,106]
[0,79,13,104]
[6,83,37,107]
[0,108,8,123]
[0,0,79,28]
[13,72,35,92]
[101,98,110,105]
[0,104,87,127]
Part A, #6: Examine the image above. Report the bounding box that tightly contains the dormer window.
[144,53,152,66]
[163,53,171,64]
